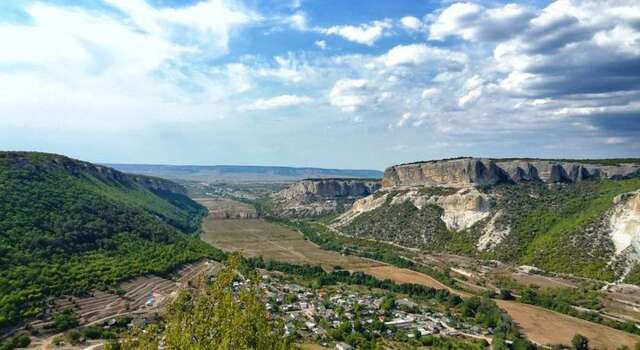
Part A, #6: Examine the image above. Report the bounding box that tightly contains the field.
[200,218,378,270]
[193,197,257,219]
[30,260,222,332]
[195,197,640,348]
[353,266,452,291]
[496,300,640,349]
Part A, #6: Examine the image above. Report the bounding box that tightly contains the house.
[335,342,353,350]
[384,317,415,328]
[396,298,418,309]
[284,323,295,336]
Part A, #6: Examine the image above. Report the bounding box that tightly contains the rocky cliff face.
[271,178,381,217]
[333,157,640,282]
[610,191,640,280]
[383,158,640,188]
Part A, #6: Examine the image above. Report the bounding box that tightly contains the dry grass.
[200,219,379,270]
[352,266,451,291]
[194,198,257,219]
[496,300,640,349]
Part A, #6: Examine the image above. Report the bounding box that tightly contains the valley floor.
[196,199,640,349]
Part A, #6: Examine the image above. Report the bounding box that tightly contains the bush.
[572,334,589,350]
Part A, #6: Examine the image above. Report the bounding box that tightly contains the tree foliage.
[112,255,296,350]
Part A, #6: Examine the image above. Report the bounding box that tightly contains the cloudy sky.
[0,0,638,169]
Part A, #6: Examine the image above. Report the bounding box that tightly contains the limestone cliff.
[383,158,640,188]
[610,191,640,280]
[271,178,381,217]
[333,157,640,282]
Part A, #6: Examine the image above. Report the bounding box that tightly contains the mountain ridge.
[333,157,640,283]
[107,163,383,183]
[0,152,223,330]
[383,157,640,188]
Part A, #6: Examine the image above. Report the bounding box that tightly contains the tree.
[113,254,295,350]
[499,289,515,301]
[572,334,589,350]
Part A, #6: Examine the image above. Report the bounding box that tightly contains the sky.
[0,0,639,170]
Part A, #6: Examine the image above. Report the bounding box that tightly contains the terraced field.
[31,260,222,331]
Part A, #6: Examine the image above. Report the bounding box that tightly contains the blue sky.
[0,0,638,169]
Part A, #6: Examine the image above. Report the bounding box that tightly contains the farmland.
[200,218,378,270]
[30,259,222,333]
[192,197,257,219]
[496,301,640,349]
[196,197,640,348]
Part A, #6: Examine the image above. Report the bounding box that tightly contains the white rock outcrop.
[610,191,640,256]
[336,187,494,232]
[477,210,510,251]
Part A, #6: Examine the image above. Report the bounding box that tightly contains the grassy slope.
[339,178,640,281]
[0,152,224,329]
[496,179,640,280]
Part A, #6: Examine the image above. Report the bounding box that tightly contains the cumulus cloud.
[316,19,392,45]
[0,0,260,130]
[381,43,467,68]
[400,16,424,31]
[314,40,327,49]
[422,0,640,138]
[493,0,640,101]
[328,79,373,112]
[239,94,312,111]
[429,2,535,41]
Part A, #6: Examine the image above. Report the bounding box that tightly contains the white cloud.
[316,19,392,46]
[395,112,412,128]
[255,55,313,83]
[429,2,534,41]
[239,94,312,111]
[104,0,259,54]
[314,40,327,49]
[400,16,424,31]
[421,88,440,98]
[0,0,260,130]
[458,88,482,107]
[603,137,628,145]
[381,43,467,67]
[328,79,372,112]
[288,11,307,30]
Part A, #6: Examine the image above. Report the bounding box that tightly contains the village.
[238,273,493,349]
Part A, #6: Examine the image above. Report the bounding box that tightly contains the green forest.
[0,152,224,330]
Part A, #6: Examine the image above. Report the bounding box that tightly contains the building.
[335,342,353,350]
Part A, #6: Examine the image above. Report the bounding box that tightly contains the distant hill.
[106,164,384,183]
[0,152,224,330]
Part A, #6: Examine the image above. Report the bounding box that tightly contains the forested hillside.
[0,152,224,330]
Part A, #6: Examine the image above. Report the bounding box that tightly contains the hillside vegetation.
[339,179,640,282]
[0,152,224,330]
